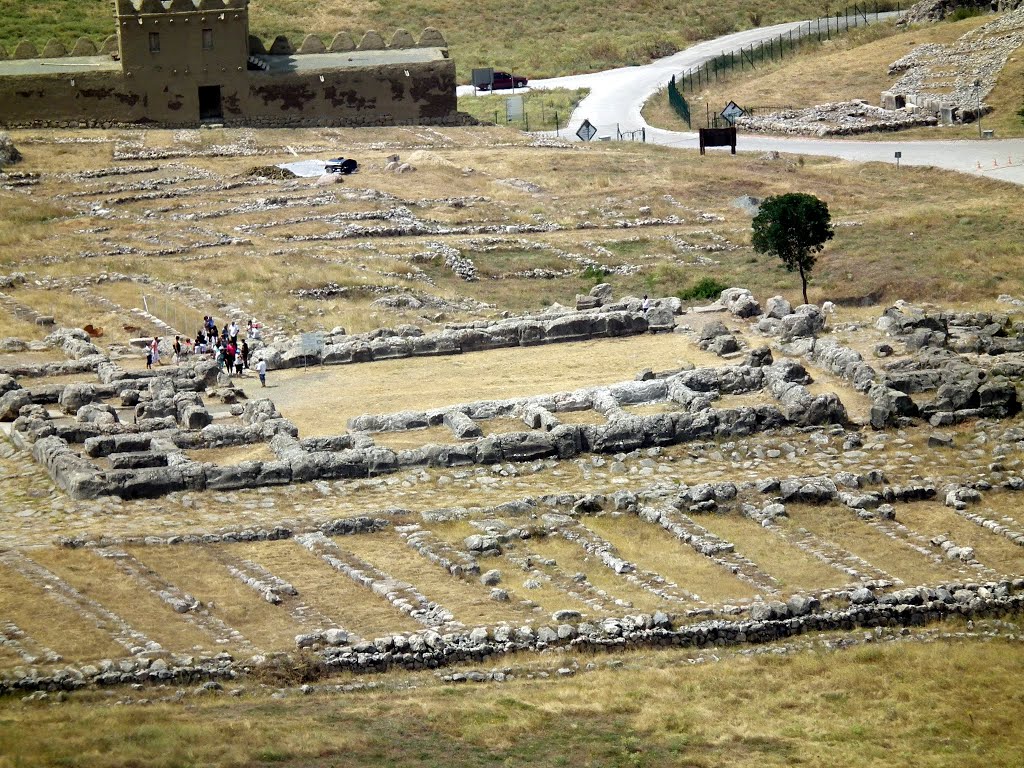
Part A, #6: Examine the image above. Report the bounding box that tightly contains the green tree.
[751,192,834,306]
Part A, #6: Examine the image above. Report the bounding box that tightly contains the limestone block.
[59,383,97,415]
[0,389,32,421]
[765,295,792,319]
[719,287,762,318]
[646,305,675,332]
[443,411,482,439]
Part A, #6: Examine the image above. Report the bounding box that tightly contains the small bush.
[677,276,729,300]
[948,5,984,21]
[581,265,610,284]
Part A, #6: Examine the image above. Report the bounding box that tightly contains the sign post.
[299,332,323,370]
[894,150,902,169]
[471,68,494,92]
[576,119,598,142]
[506,95,524,123]
[721,101,744,125]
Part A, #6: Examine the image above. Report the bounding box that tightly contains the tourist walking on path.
[150,337,161,366]
[241,340,250,369]
[173,336,182,364]
[257,358,267,387]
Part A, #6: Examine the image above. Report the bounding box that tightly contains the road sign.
[506,95,524,122]
[576,119,598,142]
[471,68,494,90]
[721,101,744,125]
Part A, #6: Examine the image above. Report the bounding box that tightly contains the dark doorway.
[198,85,223,121]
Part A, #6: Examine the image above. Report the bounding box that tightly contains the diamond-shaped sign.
[721,101,745,124]
[576,119,598,142]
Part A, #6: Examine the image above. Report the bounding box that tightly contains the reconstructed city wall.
[0,59,457,129]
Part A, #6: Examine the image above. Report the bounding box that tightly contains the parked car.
[478,71,528,91]
[325,157,358,174]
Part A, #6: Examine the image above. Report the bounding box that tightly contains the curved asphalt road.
[461,16,1024,185]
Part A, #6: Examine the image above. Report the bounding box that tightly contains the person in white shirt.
[257,358,267,387]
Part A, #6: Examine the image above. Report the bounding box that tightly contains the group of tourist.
[145,316,268,386]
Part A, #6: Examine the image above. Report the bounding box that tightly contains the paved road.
[461,15,1024,185]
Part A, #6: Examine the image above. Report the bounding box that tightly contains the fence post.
[555,111,559,135]
[642,127,646,142]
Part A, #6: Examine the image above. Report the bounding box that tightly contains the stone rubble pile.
[735,101,937,137]
[885,8,1024,123]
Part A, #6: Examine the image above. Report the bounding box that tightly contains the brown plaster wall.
[0,59,457,127]
[117,8,250,85]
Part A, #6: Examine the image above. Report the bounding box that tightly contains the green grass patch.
[458,89,588,132]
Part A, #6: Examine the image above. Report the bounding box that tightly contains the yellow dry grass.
[525,534,672,614]
[337,530,536,626]
[27,547,217,655]
[781,504,965,586]
[235,541,421,638]
[368,425,455,450]
[127,546,303,652]
[185,443,277,466]
[0,557,124,664]
[6,632,1021,767]
[7,287,159,347]
[241,333,707,437]
[583,514,760,603]
[92,282,208,340]
[804,367,874,424]
[553,409,608,425]
[891,502,1024,577]
[694,511,853,591]
[0,310,47,341]
[426,521,573,617]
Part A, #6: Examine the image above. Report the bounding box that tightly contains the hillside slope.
[1,0,860,80]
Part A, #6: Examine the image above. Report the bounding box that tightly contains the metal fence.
[668,75,691,128]
[678,2,901,94]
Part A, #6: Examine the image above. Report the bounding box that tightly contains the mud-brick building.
[0,0,457,128]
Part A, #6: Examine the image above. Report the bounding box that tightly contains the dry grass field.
[3,126,1024,339]
[0,638,1022,767]
[1,126,1024,766]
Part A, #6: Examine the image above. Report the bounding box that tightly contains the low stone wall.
[261,307,654,371]
[2,581,1019,693]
